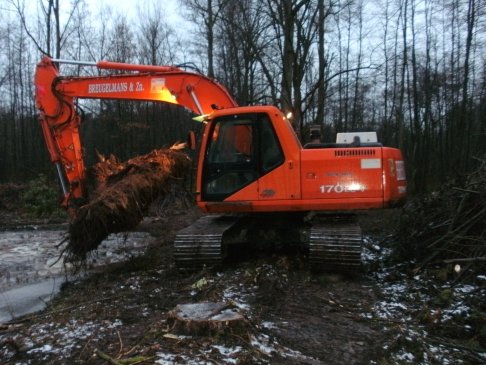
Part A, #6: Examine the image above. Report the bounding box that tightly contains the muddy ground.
[0,204,484,365]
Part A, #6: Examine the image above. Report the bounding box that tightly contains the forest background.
[0,0,485,195]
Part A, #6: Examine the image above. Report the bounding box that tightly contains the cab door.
[256,115,289,200]
[201,115,259,201]
[201,112,291,203]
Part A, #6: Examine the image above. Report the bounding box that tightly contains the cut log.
[167,302,247,336]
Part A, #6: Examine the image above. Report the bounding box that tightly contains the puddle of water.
[0,229,154,322]
[0,278,63,322]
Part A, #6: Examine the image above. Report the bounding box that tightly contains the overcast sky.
[87,0,189,32]
[15,0,187,30]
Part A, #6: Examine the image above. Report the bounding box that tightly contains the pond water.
[0,227,154,322]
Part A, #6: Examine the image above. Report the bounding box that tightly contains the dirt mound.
[66,147,191,261]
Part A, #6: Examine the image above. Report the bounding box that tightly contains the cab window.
[202,113,283,201]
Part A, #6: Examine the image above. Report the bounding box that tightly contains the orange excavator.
[34,56,406,271]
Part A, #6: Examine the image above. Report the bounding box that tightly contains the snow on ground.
[2,318,124,362]
[367,244,485,365]
[156,346,242,365]
[153,333,320,365]
[1,228,483,364]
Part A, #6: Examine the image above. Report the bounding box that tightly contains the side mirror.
[187,130,197,150]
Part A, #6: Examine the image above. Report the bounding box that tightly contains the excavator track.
[174,213,363,272]
[173,215,238,270]
[308,215,363,272]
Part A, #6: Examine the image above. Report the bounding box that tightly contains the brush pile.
[397,157,486,279]
[66,146,191,261]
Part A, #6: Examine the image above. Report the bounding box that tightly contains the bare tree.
[216,0,276,105]
[315,0,334,129]
[265,0,318,136]
[137,1,178,65]
[458,0,477,173]
[9,0,82,58]
[182,0,230,77]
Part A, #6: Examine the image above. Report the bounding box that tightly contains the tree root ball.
[167,302,248,336]
[66,147,191,262]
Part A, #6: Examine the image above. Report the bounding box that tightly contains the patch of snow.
[222,287,250,311]
[155,352,209,365]
[382,283,408,296]
[16,319,122,359]
[371,257,483,365]
[250,333,320,363]
[454,284,477,294]
[261,321,277,329]
[441,303,471,321]
[107,318,123,328]
[29,344,53,353]
[361,247,378,262]
[394,351,415,362]
[250,334,275,355]
[427,344,454,365]
[211,345,242,364]
[211,345,242,356]
[373,300,408,320]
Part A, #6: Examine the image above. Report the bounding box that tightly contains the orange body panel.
[196,106,406,214]
[35,57,407,213]
[300,148,384,200]
[198,146,406,213]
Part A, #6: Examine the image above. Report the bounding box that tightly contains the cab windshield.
[202,113,284,201]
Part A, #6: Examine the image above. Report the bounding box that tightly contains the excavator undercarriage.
[174,213,363,273]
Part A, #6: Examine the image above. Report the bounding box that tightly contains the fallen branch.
[95,349,153,365]
[443,257,486,264]
[6,296,119,324]
[452,187,480,194]
[396,156,486,279]
[428,336,486,364]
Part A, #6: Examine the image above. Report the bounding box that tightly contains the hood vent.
[335,149,376,157]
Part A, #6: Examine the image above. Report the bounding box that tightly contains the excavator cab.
[202,112,284,201]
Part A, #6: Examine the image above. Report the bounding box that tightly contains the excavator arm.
[34,56,238,207]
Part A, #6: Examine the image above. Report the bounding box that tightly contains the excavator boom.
[34,56,237,206]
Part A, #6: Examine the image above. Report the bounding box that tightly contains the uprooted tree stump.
[167,302,248,336]
[65,147,192,262]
